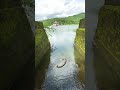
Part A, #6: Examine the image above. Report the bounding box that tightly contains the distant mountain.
[42,13,85,26]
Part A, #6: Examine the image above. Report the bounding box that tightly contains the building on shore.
[53,21,59,26]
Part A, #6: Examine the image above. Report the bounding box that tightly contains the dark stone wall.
[0,6,34,90]
[0,0,21,9]
[94,5,120,89]
[105,0,120,5]
[94,5,120,59]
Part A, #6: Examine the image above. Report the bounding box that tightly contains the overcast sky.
[35,0,85,21]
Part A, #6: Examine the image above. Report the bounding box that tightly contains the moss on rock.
[74,28,85,83]
[35,22,50,68]
[75,28,85,54]
[94,5,120,89]
[94,5,120,61]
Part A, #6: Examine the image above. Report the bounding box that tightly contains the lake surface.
[35,25,84,90]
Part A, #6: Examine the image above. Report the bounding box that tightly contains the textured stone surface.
[0,0,21,9]
[35,22,50,68]
[74,28,85,83]
[94,5,120,89]
[79,19,85,28]
[94,5,120,59]
[105,0,120,5]
[0,7,34,89]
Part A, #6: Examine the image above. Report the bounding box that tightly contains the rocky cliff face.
[0,0,49,89]
[94,5,120,89]
[74,20,85,83]
[94,5,120,59]
[0,0,21,9]
[0,0,35,89]
[22,0,35,34]
[0,6,34,89]
[35,22,50,68]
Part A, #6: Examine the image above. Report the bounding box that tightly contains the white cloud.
[35,0,85,21]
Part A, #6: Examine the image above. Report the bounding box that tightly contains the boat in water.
[57,59,67,68]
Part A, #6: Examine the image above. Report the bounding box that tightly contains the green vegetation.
[74,28,85,84]
[42,13,85,27]
[94,5,120,89]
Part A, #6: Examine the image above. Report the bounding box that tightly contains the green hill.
[42,13,85,26]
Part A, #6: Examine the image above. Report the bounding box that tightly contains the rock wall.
[35,22,50,68]
[74,26,85,83]
[94,5,120,89]
[0,7,34,89]
[105,0,120,5]
[94,5,120,59]
[0,0,21,9]
[35,21,44,29]
[75,28,85,54]
[22,0,35,34]
[79,19,85,28]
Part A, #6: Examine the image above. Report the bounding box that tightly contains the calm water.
[36,25,84,90]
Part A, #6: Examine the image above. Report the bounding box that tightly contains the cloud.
[35,0,85,21]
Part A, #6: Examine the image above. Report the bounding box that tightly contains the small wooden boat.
[57,59,67,68]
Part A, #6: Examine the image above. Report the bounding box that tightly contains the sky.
[35,0,85,21]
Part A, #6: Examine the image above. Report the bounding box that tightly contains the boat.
[57,59,67,68]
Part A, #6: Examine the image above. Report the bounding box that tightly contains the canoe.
[57,59,67,68]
